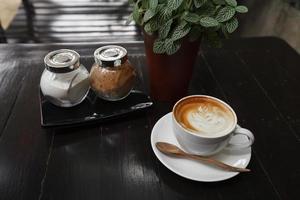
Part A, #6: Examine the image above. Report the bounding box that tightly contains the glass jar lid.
[44,49,80,73]
[94,45,128,67]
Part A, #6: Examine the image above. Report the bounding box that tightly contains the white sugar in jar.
[40,49,90,107]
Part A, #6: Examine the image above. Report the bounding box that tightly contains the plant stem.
[172,13,182,20]
[188,0,193,8]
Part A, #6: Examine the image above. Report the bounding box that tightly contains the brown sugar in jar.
[89,45,136,101]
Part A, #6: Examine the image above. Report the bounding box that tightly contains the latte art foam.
[174,97,236,137]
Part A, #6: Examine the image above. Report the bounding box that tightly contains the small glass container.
[40,49,90,107]
[89,45,136,101]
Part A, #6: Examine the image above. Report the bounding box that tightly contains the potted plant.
[127,0,248,101]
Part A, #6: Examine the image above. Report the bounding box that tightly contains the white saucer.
[151,112,252,182]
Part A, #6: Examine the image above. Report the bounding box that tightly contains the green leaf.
[132,3,143,25]
[212,0,225,5]
[216,6,236,22]
[144,23,152,34]
[226,17,238,33]
[199,17,219,27]
[157,6,172,23]
[164,38,173,53]
[196,2,217,17]
[171,21,191,41]
[133,4,139,21]
[149,0,158,10]
[183,12,200,23]
[164,39,181,55]
[221,25,229,38]
[153,39,166,54]
[141,0,148,9]
[193,0,207,8]
[235,5,248,13]
[167,0,183,10]
[159,19,173,39]
[125,13,133,25]
[225,0,237,7]
[143,9,156,22]
[144,17,159,34]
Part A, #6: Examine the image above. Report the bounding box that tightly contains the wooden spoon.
[156,142,250,173]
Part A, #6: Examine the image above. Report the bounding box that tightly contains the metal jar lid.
[44,49,81,73]
[94,45,128,68]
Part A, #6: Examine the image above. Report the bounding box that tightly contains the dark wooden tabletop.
[0,37,299,200]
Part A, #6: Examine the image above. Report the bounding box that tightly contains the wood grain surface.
[0,37,299,200]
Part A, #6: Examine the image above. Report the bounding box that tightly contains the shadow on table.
[51,110,149,147]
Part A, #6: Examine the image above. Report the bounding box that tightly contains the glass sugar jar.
[40,49,90,107]
[89,45,136,101]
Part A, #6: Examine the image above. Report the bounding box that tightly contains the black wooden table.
[0,37,299,200]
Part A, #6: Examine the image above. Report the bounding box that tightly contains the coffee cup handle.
[227,125,255,150]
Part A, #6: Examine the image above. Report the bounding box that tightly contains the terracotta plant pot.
[143,33,200,102]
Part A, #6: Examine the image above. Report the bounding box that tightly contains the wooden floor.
[1,0,142,43]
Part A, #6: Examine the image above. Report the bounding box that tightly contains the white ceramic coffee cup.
[172,95,254,156]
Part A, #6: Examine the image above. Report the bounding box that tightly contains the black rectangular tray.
[39,90,153,127]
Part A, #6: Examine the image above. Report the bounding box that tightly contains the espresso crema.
[174,97,236,137]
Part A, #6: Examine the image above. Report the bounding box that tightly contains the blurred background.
[0,0,299,53]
